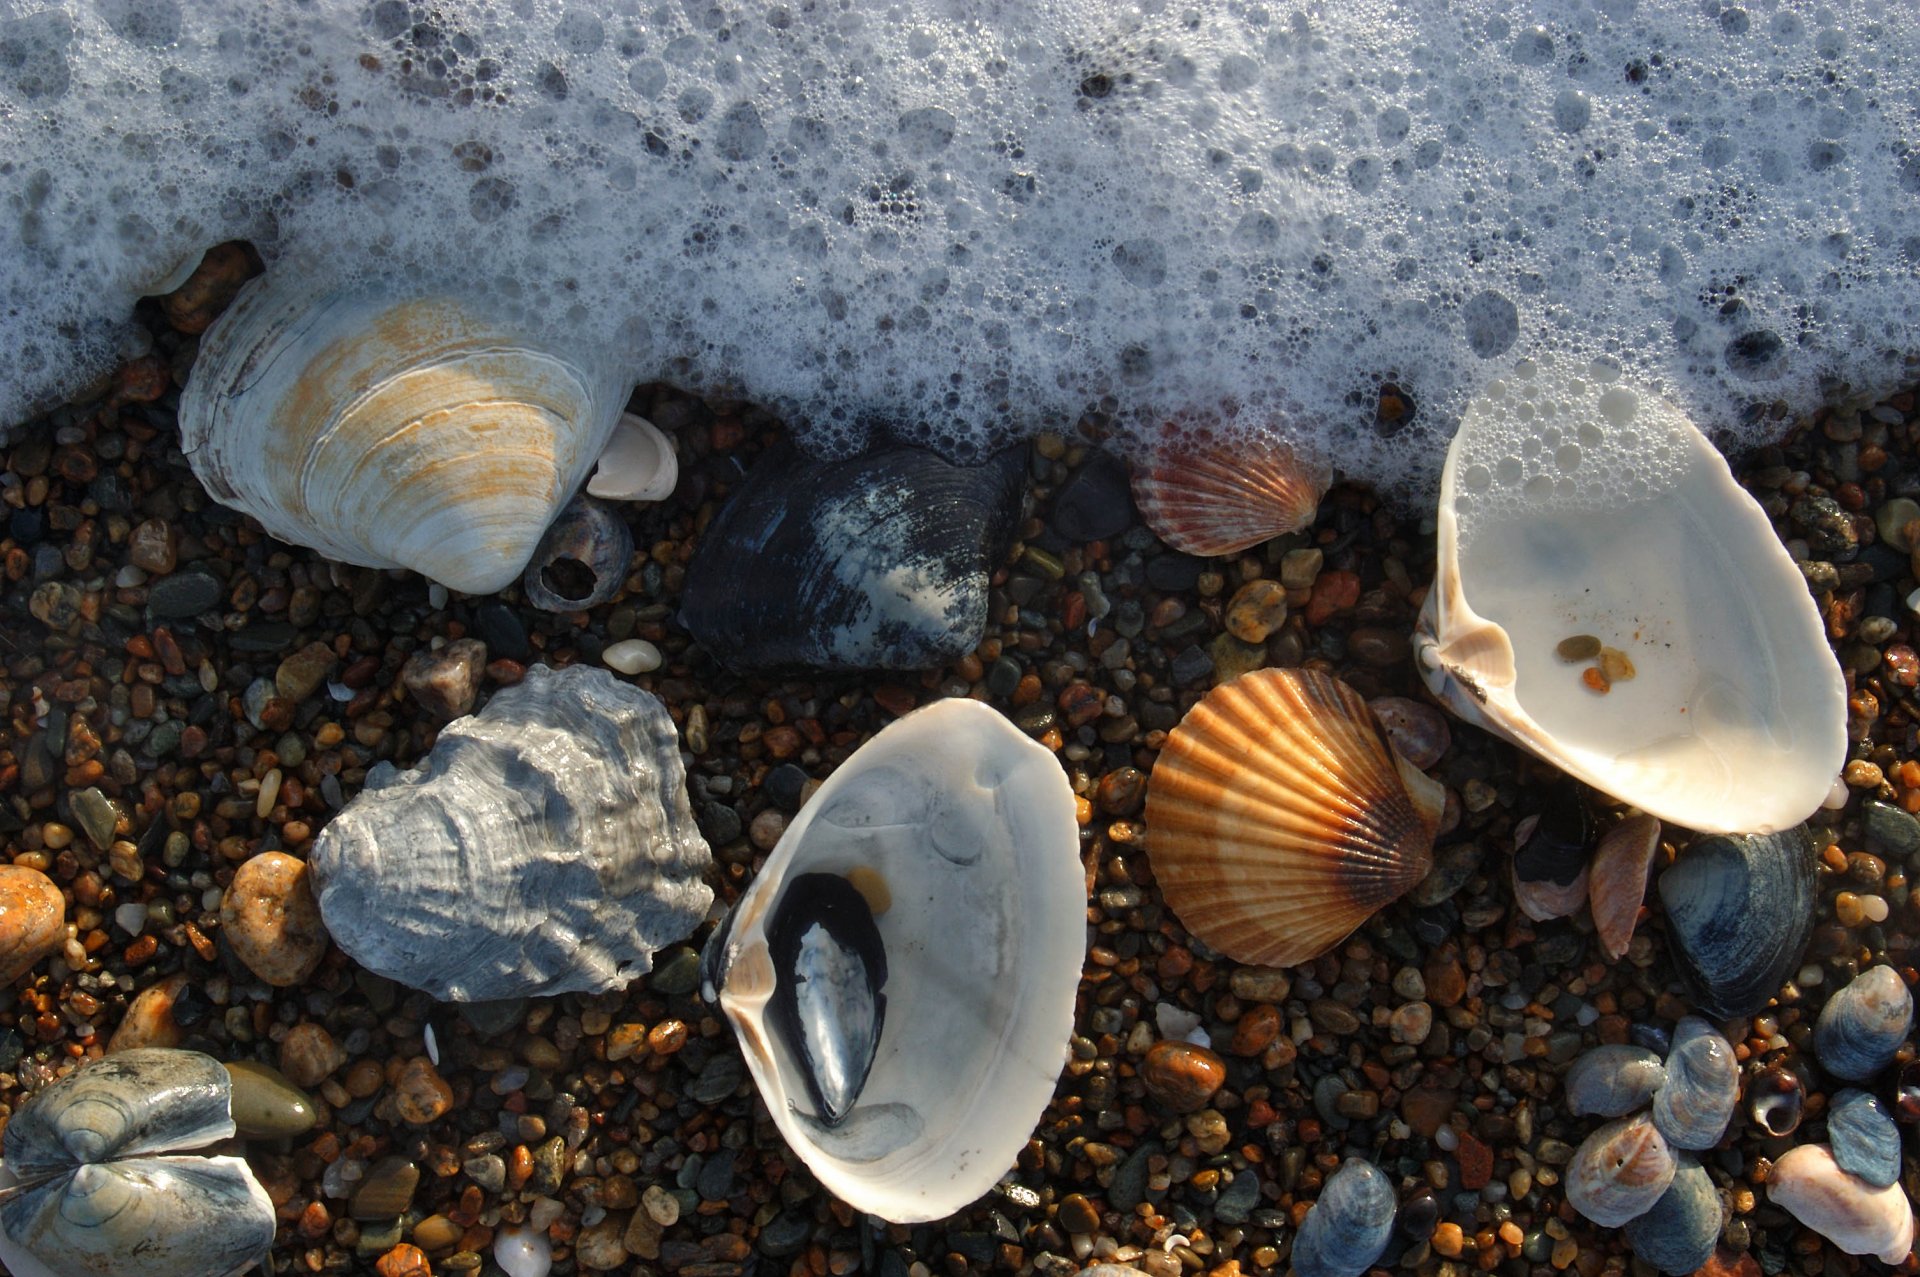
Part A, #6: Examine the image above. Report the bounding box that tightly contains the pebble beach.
[2,265,1920,1277]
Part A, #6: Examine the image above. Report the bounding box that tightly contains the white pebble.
[428,583,448,609]
[115,565,147,588]
[1154,1003,1203,1040]
[1435,1126,1460,1152]
[1906,586,1920,617]
[1797,963,1825,988]
[113,903,147,935]
[493,1226,552,1277]
[528,1197,566,1230]
[602,638,662,675]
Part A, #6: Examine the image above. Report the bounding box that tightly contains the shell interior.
[704,699,1083,1223]
[1416,363,1845,834]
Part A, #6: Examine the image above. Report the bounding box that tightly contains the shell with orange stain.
[1129,434,1327,556]
[1144,668,1437,969]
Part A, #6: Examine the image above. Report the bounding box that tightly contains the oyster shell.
[1129,433,1328,557]
[1768,1143,1915,1264]
[178,275,631,596]
[1145,668,1438,968]
[1414,363,1845,834]
[1564,1111,1676,1228]
[700,699,1082,1223]
[0,1048,275,1277]
[310,664,712,1001]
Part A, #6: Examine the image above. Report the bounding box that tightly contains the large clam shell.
[310,664,712,1001]
[1129,434,1329,557]
[178,275,631,596]
[1768,1143,1915,1265]
[1414,362,1845,834]
[700,698,1083,1223]
[1656,826,1816,1020]
[1145,668,1437,968]
[0,1049,275,1277]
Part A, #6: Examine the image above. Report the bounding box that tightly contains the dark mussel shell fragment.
[680,441,1025,673]
[1622,1156,1722,1276]
[1814,964,1914,1082]
[767,872,889,1126]
[1291,1158,1398,1277]
[1828,1088,1902,1188]
[1564,1045,1667,1118]
[1650,1017,1738,1150]
[522,495,633,611]
[1656,825,1816,1018]
[1511,783,1593,922]
[1749,1064,1805,1136]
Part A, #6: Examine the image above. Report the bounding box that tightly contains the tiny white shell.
[588,413,679,501]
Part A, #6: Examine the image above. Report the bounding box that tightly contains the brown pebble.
[1581,666,1611,694]
[1057,1193,1101,1234]
[1094,767,1147,816]
[106,972,188,1052]
[1401,1081,1457,1138]
[375,1239,429,1276]
[1230,1003,1282,1057]
[648,1020,689,1055]
[1139,1040,1226,1113]
[749,809,787,851]
[1597,646,1636,683]
[1556,634,1601,661]
[280,1021,349,1088]
[219,851,329,986]
[351,1156,421,1220]
[395,1056,455,1125]
[0,863,67,984]
[127,518,177,575]
[575,1214,630,1271]
[1346,626,1411,668]
[402,638,489,720]
[607,1023,649,1061]
[413,1216,462,1252]
[275,641,337,704]
[1456,1130,1494,1190]
[1223,579,1288,643]
[1431,1221,1466,1258]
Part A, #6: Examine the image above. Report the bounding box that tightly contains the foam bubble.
[0,0,1915,499]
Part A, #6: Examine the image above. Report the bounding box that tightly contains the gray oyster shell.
[1564,1045,1667,1118]
[0,1048,275,1277]
[310,663,713,1001]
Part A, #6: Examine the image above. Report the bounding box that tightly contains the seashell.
[1509,783,1592,923]
[1290,1157,1398,1277]
[587,413,678,502]
[1367,697,1451,771]
[1564,1112,1677,1228]
[1655,826,1816,1019]
[310,664,712,1001]
[1589,814,1660,961]
[178,275,630,596]
[1563,1045,1667,1118]
[1649,1016,1737,1150]
[680,441,1025,673]
[700,698,1082,1223]
[521,496,632,612]
[0,1048,275,1277]
[1129,434,1328,557]
[1748,1064,1805,1136]
[1144,668,1437,968]
[1814,964,1914,1082]
[1768,1143,1915,1265]
[1414,369,1845,834]
[1621,1156,1722,1277]
[1827,1088,1901,1188]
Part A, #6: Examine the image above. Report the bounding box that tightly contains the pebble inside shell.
[699,698,1083,1223]
[1415,362,1845,834]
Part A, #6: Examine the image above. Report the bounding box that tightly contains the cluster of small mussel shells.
[0,254,1904,1276]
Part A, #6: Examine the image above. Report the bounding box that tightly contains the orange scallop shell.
[1130,436,1327,556]
[1145,668,1436,967]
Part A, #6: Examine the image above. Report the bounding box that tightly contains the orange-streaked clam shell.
[1145,668,1436,967]
[1130,435,1327,557]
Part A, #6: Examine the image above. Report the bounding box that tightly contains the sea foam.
[1,0,1917,495]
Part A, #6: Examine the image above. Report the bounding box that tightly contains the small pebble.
[219,851,330,987]
[395,1056,455,1125]
[224,1060,320,1138]
[402,637,488,720]
[1139,1040,1227,1112]
[602,637,663,674]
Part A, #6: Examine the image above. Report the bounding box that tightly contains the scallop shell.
[1129,434,1329,557]
[700,698,1083,1223]
[0,1049,275,1277]
[1768,1143,1915,1265]
[178,274,631,596]
[1814,964,1914,1082]
[1290,1158,1398,1277]
[1564,1111,1677,1228]
[309,664,712,1001]
[1414,369,1845,834]
[1145,668,1437,968]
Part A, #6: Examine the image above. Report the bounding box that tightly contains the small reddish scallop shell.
[1130,435,1328,556]
[1145,668,1436,968]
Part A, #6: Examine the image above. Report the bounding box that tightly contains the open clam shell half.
[700,699,1083,1223]
[179,274,631,596]
[1414,360,1844,834]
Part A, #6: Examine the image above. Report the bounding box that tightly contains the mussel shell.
[521,496,633,612]
[766,872,888,1126]
[1827,1088,1901,1189]
[1655,826,1816,1019]
[1748,1064,1805,1137]
[1563,1045,1667,1118]
[1290,1157,1397,1277]
[1768,1142,1916,1265]
[1814,964,1914,1082]
[1564,1112,1677,1228]
[1649,1017,1737,1151]
[1621,1157,1722,1277]
[679,441,1024,673]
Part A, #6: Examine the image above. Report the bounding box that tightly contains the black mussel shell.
[767,872,888,1126]
[679,441,1025,673]
[1513,782,1593,888]
[1656,826,1816,1019]
[523,495,633,611]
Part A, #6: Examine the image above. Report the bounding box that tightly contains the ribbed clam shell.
[1650,1017,1737,1150]
[1564,1045,1667,1118]
[1768,1143,1916,1264]
[1814,964,1914,1082]
[1129,436,1328,557]
[1145,669,1435,968]
[179,275,629,596]
[1290,1158,1398,1277]
[1564,1112,1677,1228]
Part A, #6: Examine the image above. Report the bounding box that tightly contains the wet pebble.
[105,973,188,1052]
[1139,1040,1225,1112]
[224,1060,320,1137]
[1814,964,1913,1081]
[603,638,662,674]
[0,864,67,983]
[1827,1088,1901,1188]
[70,786,119,850]
[494,1225,552,1277]
[395,1056,455,1124]
[1049,449,1135,542]
[220,851,330,986]
[275,641,336,703]
[350,1156,421,1220]
[281,1021,349,1087]
[401,637,488,720]
[147,567,223,618]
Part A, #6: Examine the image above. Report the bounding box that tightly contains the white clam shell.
[702,699,1083,1223]
[1769,1143,1916,1265]
[588,413,679,501]
[179,275,631,595]
[1415,364,1844,834]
